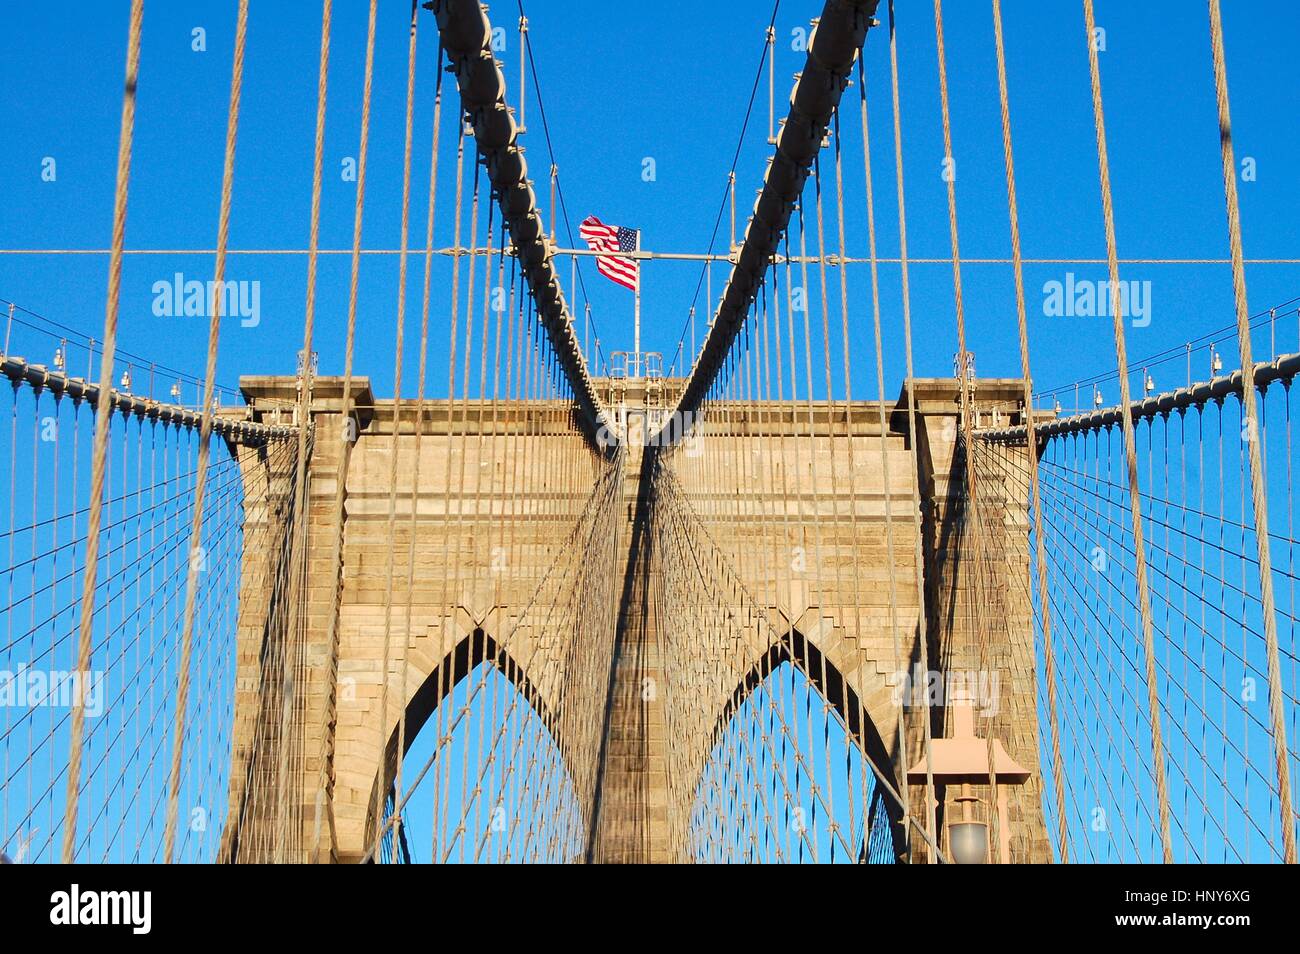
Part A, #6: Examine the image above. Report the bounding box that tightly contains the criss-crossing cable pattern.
[2,0,1296,867]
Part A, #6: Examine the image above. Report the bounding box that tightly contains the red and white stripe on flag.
[579,215,639,292]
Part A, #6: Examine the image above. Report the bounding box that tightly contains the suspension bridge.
[1,0,1297,865]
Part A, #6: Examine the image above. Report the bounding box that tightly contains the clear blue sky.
[1,0,1296,404]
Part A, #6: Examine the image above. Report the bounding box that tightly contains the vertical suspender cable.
[887,0,939,861]
[163,0,248,863]
[62,0,145,865]
[1081,0,1172,862]
[932,0,1005,862]
[991,0,1072,863]
[309,0,377,862]
[372,0,422,863]
[1206,0,1295,864]
[292,0,334,864]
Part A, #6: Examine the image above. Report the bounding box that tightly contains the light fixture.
[1094,388,1103,407]
[53,345,65,370]
[170,380,182,400]
[1144,371,1155,395]
[907,688,1030,864]
[119,368,131,392]
[947,786,990,865]
[1211,347,1223,374]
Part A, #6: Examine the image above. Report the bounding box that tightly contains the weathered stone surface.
[221,374,1049,863]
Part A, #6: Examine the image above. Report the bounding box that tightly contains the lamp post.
[907,688,1029,863]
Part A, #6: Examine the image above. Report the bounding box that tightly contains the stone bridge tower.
[219,373,1051,863]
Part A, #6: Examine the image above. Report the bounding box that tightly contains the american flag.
[579,215,639,292]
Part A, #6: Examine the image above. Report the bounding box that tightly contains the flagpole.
[633,229,641,377]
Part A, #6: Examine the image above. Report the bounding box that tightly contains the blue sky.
[1,0,1296,404]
